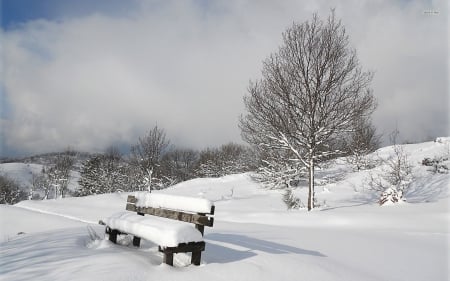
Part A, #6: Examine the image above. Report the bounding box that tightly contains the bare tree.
[240,11,376,211]
[54,150,75,198]
[30,171,47,200]
[377,130,412,205]
[39,166,52,200]
[130,126,170,192]
[40,150,76,199]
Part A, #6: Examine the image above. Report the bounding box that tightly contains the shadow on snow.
[203,233,326,264]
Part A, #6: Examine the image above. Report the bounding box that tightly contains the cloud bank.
[1,0,448,156]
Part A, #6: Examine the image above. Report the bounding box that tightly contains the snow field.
[1,140,449,281]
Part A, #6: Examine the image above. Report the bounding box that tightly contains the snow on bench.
[102,212,204,247]
[100,192,215,266]
[133,192,214,214]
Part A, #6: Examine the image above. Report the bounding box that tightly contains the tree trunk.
[28,188,33,201]
[307,156,315,211]
[147,168,153,193]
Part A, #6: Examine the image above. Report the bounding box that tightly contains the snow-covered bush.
[367,143,413,206]
[435,137,450,144]
[0,175,27,204]
[422,156,449,174]
[282,188,304,209]
[378,186,404,205]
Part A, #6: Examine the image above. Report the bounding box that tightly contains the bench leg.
[163,253,174,266]
[132,236,141,247]
[191,251,202,266]
[109,229,118,244]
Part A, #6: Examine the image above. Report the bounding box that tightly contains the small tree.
[39,166,52,200]
[367,131,413,205]
[53,151,75,198]
[78,155,104,196]
[130,126,170,192]
[282,188,304,209]
[240,11,376,210]
[30,171,46,200]
[379,143,412,205]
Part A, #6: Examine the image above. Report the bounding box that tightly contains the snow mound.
[435,137,450,144]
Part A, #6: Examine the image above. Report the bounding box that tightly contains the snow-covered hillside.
[0,162,80,197]
[1,140,449,281]
[0,163,45,189]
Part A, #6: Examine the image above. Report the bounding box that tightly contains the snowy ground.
[1,140,449,281]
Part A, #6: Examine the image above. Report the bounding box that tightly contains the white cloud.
[1,0,447,156]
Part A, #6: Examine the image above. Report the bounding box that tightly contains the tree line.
[76,126,256,196]
[0,130,256,203]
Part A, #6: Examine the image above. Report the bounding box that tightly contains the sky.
[0,0,448,157]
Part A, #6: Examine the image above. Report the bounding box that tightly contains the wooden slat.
[127,195,137,203]
[159,241,205,254]
[126,204,214,227]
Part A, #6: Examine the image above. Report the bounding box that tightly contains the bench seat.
[103,211,203,247]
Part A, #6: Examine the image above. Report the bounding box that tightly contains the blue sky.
[0,0,448,157]
[1,0,136,29]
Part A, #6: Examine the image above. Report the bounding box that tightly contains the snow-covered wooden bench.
[100,193,215,266]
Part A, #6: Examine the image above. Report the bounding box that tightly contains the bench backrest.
[126,193,214,235]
